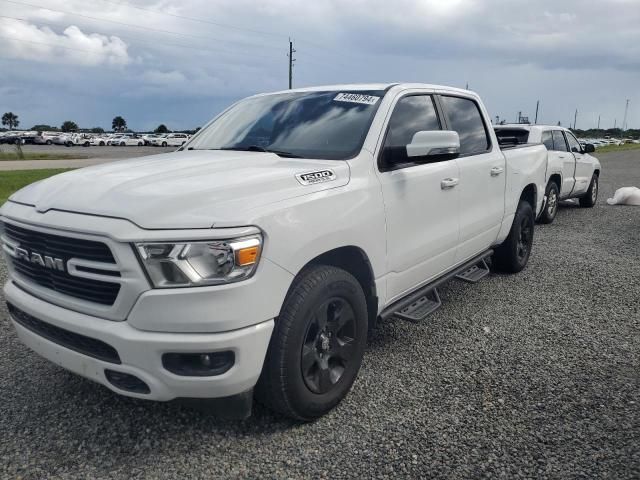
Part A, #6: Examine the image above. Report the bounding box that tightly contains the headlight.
[136,235,262,288]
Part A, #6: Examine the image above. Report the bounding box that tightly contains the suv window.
[552,130,568,151]
[541,131,554,150]
[381,95,441,168]
[565,132,581,153]
[440,96,490,156]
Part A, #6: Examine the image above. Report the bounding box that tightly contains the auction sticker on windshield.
[334,93,380,105]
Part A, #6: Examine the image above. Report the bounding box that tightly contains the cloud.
[0,18,130,66]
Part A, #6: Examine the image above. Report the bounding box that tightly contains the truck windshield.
[187,90,385,160]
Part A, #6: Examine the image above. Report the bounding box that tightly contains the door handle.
[441,178,459,189]
[490,166,504,176]
[558,155,566,159]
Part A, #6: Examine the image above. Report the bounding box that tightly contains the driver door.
[565,131,591,195]
[376,93,460,302]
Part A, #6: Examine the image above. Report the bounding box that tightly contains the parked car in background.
[33,132,59,145]
[151,133,190,147]
[494,124,601,224]
[107,134,144,146]
[52,133,72,146]
[142,133,161,146]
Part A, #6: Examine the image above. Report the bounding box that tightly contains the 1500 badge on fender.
[295,170,336,186]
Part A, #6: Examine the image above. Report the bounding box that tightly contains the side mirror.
[583,143,595,153]
[406,130,460,162]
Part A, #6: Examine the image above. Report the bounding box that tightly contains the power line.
[97,0,287,39]
[0,15,283,62]
[0,0,282,51]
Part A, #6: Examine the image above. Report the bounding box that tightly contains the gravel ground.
[0,151,638,479]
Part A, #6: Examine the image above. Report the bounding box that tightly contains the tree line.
[2,112,183,134]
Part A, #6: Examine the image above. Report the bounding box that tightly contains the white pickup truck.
[1,84,547,420]
[494,125,601,223]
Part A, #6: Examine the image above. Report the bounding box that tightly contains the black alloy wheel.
[301,297,357,394]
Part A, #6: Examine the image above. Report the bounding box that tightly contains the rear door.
[438,94,505,263]
[376,93,460,301]
[551,130,576,197]
[565,131,591,194]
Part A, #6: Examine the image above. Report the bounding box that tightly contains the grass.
[0,151,89,161]
[595,143,640,153]
[0,169,74,204]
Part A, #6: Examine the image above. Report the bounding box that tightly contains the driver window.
[381,95,441,169]
[566,132,582,153]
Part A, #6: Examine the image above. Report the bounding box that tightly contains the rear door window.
[541,131,554,150]
[440,95,490,156]
[552,130,568,152]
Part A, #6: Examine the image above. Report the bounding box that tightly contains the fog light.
[162,351,235,377]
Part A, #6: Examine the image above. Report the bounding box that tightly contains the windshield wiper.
[218,145,302,158]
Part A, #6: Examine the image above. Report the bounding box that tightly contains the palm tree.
[154,124,169,134]
[112,116,127,132]
[2,112,19,130]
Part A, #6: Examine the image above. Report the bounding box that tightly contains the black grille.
[2,222,120,306]
[8,303,121,364]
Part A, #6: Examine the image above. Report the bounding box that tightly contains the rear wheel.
[162,141,168,147]
[256,265,368,421]
[579,174,598,208]
[120,141,125,146]
[137,141,143,146]
[493,200,534,273]
[46,140,52,145]
[538,181,559,224]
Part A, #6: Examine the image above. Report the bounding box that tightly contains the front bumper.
[4,280,274,401]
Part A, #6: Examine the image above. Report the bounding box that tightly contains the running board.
[380,250,493,323]
[455,258,490,283]
[394,288,441,322]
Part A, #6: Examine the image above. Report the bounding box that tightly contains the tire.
[120,142,125,146]
[137,141,143,146]
[493,200,534,273]
[256,265,368,421]
[46,140,52,145]
[162,141,167,147]
[579,174,598,208]
[99,141,105,146]
[83,142,90,147]
[538,181,559,224]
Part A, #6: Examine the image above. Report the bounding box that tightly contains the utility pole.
[573,109,578,130]
[534,100,539,124]
[288,38,296,89]
[622,99,630,132]
[517,111,521,123]
[597,115,600,129]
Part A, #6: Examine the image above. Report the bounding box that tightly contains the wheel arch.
[290,246,378,330]
[520,183,537,211]
[548,173,562,190]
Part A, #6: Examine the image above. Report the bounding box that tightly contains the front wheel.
[161,141,167,147]
[256,265,368,421]
[538,182,559,224]
[579,174,598,208]
[46,140,52,145]
[493,200,534,273]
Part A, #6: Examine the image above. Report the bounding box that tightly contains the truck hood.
[9,150,350,229]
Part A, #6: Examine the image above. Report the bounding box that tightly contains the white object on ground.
[606,187,640,206]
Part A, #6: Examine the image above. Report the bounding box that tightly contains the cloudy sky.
[0,0,638,131]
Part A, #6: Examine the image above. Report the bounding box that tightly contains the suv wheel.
[162,141,167,147]
[538,181,559,224]
[579,174,598,208]
[492,200,534,273]
[256,265,368,421]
